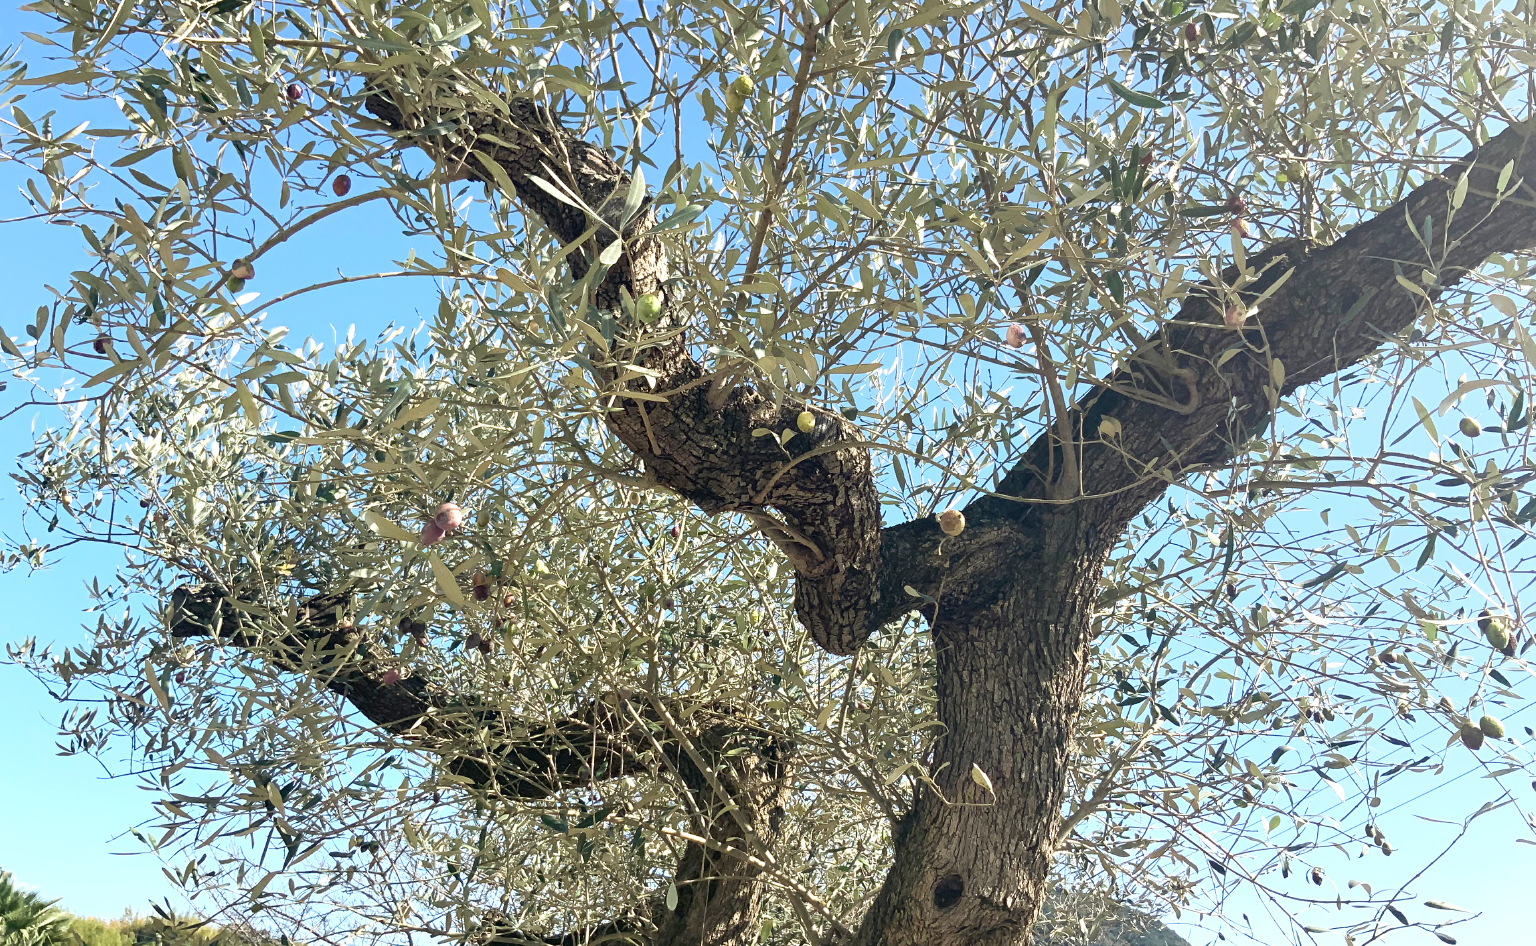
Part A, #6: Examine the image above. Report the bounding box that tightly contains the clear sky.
[0,28,433,910]
[0,206,434,922]
[2,2,1535,943]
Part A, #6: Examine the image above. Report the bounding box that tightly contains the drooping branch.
[167,583,795,946]
[363,91,883,656]
[168,583,648,798]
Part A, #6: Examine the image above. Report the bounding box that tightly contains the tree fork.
[849,120,1536,945]
[349,88,1536,946]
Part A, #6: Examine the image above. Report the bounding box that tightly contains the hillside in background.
[1036,890,1194,946]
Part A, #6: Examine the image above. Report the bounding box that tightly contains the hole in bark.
[932,874,964,911]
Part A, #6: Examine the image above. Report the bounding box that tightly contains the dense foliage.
[3,0,1536,944]
[1,871,71,946]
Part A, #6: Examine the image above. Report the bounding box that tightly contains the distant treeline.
[1,870,270,946]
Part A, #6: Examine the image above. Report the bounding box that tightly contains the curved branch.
[168,583,794,946]
[846,120,1536,946]
[168,583,645,798]
[363,92,883,655]
[871,119,1536,624]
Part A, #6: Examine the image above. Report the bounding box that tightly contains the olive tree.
[4,0,1536,944]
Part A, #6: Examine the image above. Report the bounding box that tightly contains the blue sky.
[3,3,1536,944]
[0,41,438,911]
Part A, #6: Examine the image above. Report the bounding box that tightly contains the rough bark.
[169,583,644,797]
[848,122,1536,946]
[850,510,1112,946]
[278,87,1536,946]
[650,721,793,946]
[365,94,883,657]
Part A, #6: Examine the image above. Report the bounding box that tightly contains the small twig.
[739,4,822,291]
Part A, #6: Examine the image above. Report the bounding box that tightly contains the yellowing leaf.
[391,396,441,427]
[83,358,139,388]
[970,763,994,794]
[93,0,136,52]
[429,549,467,606]
[1488,293,1519,319]
[144,659,171,714]
[1018,1,1066,31]
[1436,379,1500,416]
[363,509,420,544]
[249,870,277,898]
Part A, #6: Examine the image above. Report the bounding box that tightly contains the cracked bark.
[339,87,1536,945]
[845,123,1536,946]
[167,584,789,946]
[366,94,882,658]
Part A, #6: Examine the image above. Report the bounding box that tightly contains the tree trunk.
[852,507,1110,946]
[201,94,1536,946]
[652,722,793,946]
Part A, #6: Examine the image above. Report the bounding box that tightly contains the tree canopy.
[4,0,1536,944]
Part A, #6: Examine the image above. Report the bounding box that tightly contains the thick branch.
[168,583,792,946]
[168,584,650,798]
[871,119,1536,629]
[849,121,1536,946]
[983,118,1536,536]
[352,77,1536,946]
[364,92,882,655]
